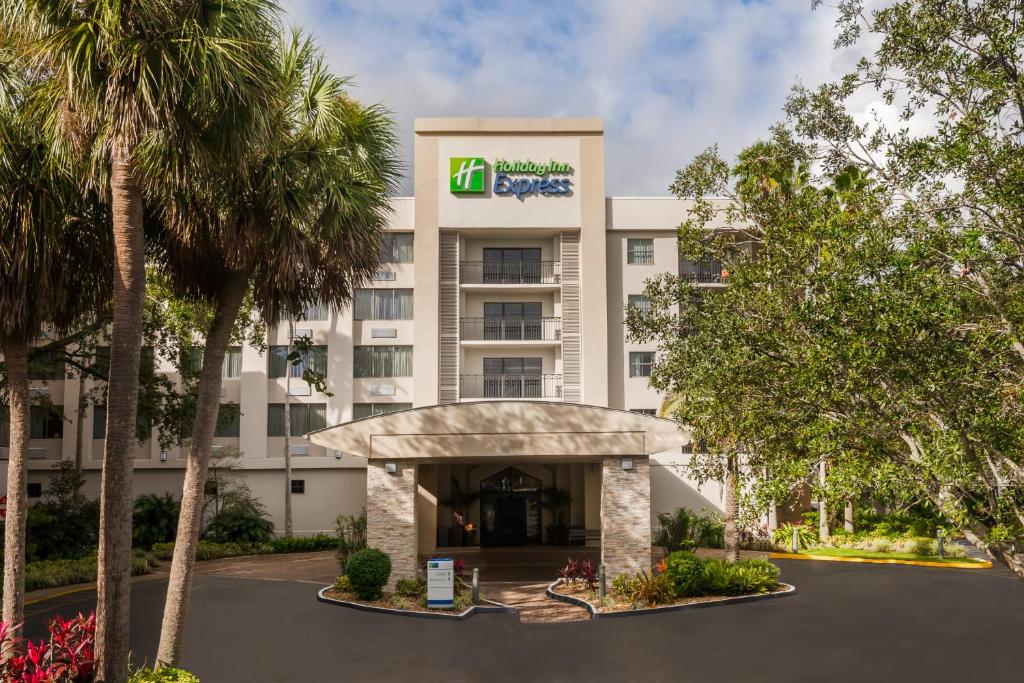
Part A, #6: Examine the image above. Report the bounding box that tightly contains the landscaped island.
[550,553,790,614]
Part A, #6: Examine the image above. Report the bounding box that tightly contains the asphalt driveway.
[24,559,1024,682]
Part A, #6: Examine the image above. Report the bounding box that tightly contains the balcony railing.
[679,259,726,284]
[460,317,562,341]
[460,261,561,285]
[460,374,563,399]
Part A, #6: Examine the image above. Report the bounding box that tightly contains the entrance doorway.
[480,467,542,546]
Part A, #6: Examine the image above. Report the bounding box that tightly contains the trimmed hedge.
[347,548,391,599]
[14,551,153,592]
[130,667,200,682]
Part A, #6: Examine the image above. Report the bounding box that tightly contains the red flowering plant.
[1,612,96,682]
[580,560,599,590]
[559,557,580,585]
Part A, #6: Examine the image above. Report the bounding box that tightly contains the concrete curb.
[316,586,517,620]
[768,552,991,569]
[545,579,797,619]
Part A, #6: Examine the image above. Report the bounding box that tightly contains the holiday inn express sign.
[450,156,574,198]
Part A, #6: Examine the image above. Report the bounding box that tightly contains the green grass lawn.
[797,547,988,565]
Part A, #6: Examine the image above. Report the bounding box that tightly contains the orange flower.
[657,558,667,573]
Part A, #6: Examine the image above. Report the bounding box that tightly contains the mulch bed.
[322,588,473,615]
[550,581,785,613]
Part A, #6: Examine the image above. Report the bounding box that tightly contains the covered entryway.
[308,401,687,588]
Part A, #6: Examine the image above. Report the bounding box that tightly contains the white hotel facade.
[6,118,732,580]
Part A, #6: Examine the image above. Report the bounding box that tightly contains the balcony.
[460,374,563,400]
[679,259,727,285]
[460,317,562,343]
[460,261,561,286]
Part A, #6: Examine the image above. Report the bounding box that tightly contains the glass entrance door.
[480,468,542,546]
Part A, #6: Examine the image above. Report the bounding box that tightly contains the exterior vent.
[289,383,311,396]
[290,327,313,339]
[29,387,50,399]
[371,328,398,338]
[28,448,47,460]
[289,444,310,456]
[373,270,396,281]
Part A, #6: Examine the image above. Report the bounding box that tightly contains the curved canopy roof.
[307,401,689,461]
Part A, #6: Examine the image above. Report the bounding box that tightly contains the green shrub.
[151,542,175,561]
[699,559,780,595]
[620,570,673,607]
[132,550,154,575]
[336,511,367,574]
[129,667,200,682]
[395,578,426,597]
[727,560,780,594]
[333,574,353,593]
[268,533,337,554]
[25,462,99,562]
[346,548,391,599]
[611,573,640,597]
[203,495,273,545]
[663,551,703,598]
[654,508,725,551]
[772,523,816,550]
[133,493,180,548]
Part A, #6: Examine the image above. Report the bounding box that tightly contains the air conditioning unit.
[289,383,311,397]
[289,444,310,456]
[371,328,398,338]
[28,448,47,460]
[373,270,396,281]
[290,328,313,339]
[369,384,396,397]
[29,387,50,399]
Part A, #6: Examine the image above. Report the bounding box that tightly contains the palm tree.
[151,34,398,666]
[0,52,111,649]
[5,1,280,676]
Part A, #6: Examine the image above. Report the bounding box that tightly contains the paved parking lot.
[25,557,1024,682]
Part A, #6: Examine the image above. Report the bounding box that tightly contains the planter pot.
[450,526,465,547]
[437,527,449,547]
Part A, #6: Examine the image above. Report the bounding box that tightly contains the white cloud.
[280,0,876,195]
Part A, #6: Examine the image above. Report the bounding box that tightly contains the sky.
[281,0,875,196]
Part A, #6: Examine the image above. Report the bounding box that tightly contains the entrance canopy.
[307,400,688,461]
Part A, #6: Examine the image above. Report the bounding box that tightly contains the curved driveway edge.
[545,579,797,619]
[316,586,517,620]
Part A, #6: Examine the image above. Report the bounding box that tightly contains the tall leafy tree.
[4,1,280,677]
[149,34,399,665]
[0,52,111,647]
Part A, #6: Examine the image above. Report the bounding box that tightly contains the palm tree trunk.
[844,501,854,533]
[723,453,740,563]
[156,270,249,666]
[817,460,830,542]
[283,320,294,538]
[2,336,30,655]
[96,149,147,683]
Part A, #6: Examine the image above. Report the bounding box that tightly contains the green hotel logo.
[450,157,486,193]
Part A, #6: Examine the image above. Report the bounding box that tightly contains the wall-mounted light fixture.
[159,450,168,463]
[621,458,634,471]
[334,450,343,460]
[384,462,398,474]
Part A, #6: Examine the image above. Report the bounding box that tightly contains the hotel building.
[5,118,732,581]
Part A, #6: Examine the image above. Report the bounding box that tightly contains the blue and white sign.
[426,558,455,608]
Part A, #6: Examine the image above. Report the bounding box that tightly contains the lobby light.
[384,462,398,474]
[621,458,633,470]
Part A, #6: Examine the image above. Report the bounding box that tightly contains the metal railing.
[460,374,563,399]
[679,259,726,284]
[460,317,562,341]
[459,261,561,285]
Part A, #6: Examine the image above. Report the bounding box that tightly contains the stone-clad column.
[601,456,651,579]
[366,460,418,589]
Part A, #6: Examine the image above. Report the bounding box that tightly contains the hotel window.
[296,300,329,321]
[353,403,412,420]
[267,403,327,437]
[627,294,652,318]
[187,346,242,378]
[626,239,654,265]
[268,345,328,379]
[27,483,42,498]
[30,405,63,439]
[354,289,413,320]
[291,479,305,495]
[28,350,65,380]
[215,403,241,437]
[354,346,412,378]
[381,233,414,263]
[629,352,654,378]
